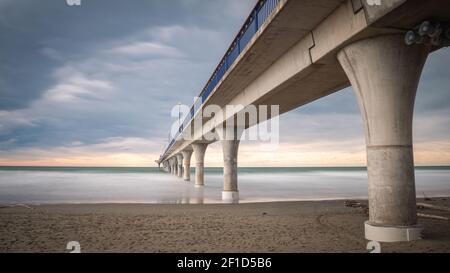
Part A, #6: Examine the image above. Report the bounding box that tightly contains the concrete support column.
[337,34,430,242]
[192,143,208,188]
[172,159,177,175]
[171,158,176,175]
[174,158,179,176]
[176,154,183,178]
[217,126,245,203]
[181,150,193,181]
[222,139,240,203]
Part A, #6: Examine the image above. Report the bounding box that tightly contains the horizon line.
[1,165,449,168]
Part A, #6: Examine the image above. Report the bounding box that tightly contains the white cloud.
[42,74,114,103]
[0,65,115,134]
[0,109,37,134]
[111,42,185,58]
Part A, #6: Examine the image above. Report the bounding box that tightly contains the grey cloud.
[0,0,257,152]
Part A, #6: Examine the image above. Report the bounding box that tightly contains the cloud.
[0,1,449,167]
[0,109,37,135]
[111,42,185,58]
[0,138,16,149]
[42,74,114,103]
[0,137,162,167]
[0,65,115,136]
[147,25,226,60]
[40,47,64,61]
[0,15,247,141]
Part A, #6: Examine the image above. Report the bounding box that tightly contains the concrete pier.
[192,143,208,188]
[171,158,177,175]
[174,157,179,176]
[181,150,193,181]
[221,139,240,203]
[337,34,430,242]
[156,0,449,242]
[176,154,183,178]
[217,126,245,203]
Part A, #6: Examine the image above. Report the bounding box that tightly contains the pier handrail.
[162,0,281,158]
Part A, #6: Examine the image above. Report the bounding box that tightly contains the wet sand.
[0,198,449,253]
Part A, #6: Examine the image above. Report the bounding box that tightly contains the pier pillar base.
[222,191,239,204]
[365,221,423,242]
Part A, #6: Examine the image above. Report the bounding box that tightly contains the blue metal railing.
[162,0,281,158]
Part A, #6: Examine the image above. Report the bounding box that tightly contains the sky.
[0,0,449,167]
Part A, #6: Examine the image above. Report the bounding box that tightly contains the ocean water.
[0,167,449,204]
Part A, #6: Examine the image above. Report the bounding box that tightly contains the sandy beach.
[1,198,449,253]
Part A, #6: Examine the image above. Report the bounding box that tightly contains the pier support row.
[163,146,204,184]
[162,127,243,203]
[337,34,430,242]
[163,146,205,184]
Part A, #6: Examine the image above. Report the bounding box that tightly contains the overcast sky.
[0,0,449,167]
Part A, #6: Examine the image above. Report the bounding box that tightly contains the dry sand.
[0,198,449,253]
